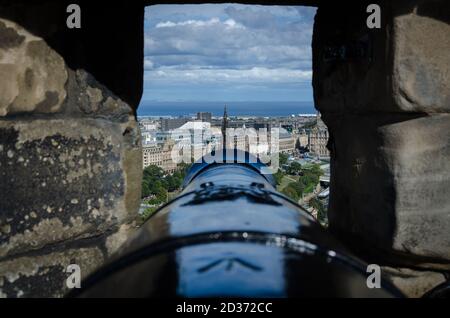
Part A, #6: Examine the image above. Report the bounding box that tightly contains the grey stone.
[382,266,447,298]
[0,1,144,297]
[314,1,450,273]
[0,247,104,298]
[324,113,450,269]
[313,1,450,114]
[0,19,67,116]
[0,117,141,259]
[393,2,450,113]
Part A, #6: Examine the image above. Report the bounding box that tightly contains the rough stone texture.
[104,223,139,256]
[0,1,143,297]
[323,113,450,266]
[392,1,450,113]
[0,117,140,259]
[1,0,446,298]
[382,266,447,298]
[0,247,104,298]
[313,0,450,296]
[0,19,67,116]
[69,69,133,119]
[312,1,392,114]
[313,0,450,115]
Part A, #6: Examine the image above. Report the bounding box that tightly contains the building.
[139,118,158,131]
[196,112,212,122]
[297,130,309,148]
[291,129,309,152]
[278,129,295,154]
[139,118,159,146]
[160,117,189,131]
[173,121,221,162]
[141,130,157,145]
[308,114,330,158]
[155,131,172,144]
[221,106,228,148]
[225,128,249,152]
[142,140,177,173]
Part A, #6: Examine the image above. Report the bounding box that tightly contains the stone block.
[324,112,450,269]
[0,117,142,259]
[0,19,67,116]
[313,1,450,115]
[393,3,450,113]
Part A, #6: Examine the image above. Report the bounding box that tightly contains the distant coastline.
[137,101,316,117]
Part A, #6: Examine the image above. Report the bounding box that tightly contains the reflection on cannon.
[74,151,402,297]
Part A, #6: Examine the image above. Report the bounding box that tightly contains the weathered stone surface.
[313,1,450,115]
[0,19,67,116]
[312,2,392,114]
[382,266,447,298]
[0,1,144,297]
[324,113,450,269]
[0,117,141,259]
[0,247,104,298]
[393,1,450,113]
[104,222,138,256]
[314,1,450,277]
[71,70,132,120]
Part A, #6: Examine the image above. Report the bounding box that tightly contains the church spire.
[221,105,228,149]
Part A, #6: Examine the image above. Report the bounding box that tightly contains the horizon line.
[139,100,314,103]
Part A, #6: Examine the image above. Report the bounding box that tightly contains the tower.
[221,105,228,149]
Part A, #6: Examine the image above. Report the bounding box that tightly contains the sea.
[137,101,316,118]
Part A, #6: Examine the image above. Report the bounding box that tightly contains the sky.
[142,4,316,103]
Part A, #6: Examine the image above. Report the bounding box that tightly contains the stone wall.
[313,0,450,296]
[1,0,449,298]
[0,2,143,297]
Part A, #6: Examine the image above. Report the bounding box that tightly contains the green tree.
[143,165,164,181]
[273,169,285,185]
[298,164,322,190]
[141,163,193,201]
[165,175,182,192]
[142,165,168,200]
[300,172,318,187]
[309,164,323,177]
[286,161,302,175]
[310,197,328,226]
[141,206,158,221]
[279,153,289,166]
[141,181,150,198]
[288,181,305,198]
[282,185,299,201]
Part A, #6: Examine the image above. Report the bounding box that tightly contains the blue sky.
[141,4,316,103]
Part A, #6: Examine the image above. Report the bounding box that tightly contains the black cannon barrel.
[74,151,402,297]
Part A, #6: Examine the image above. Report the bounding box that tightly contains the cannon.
[73,151,402,297]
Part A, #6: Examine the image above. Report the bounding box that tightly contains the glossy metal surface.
[74,155,403,298]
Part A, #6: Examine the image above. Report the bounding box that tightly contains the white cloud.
[144,67,312,85]
[155,17,244,29]
[144,58,154,70]
[142,4,317,100]
[144,5,314,70]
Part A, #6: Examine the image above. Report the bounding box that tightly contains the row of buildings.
[139,110,329,172]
